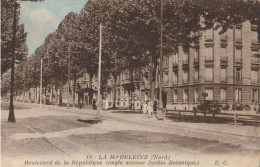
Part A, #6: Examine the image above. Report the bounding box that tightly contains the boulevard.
[1,102,260,167]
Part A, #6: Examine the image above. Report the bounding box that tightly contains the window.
[194,89,199,102]
[205,29,213,39]
[205,47,213,61]
[235,49,242,61]
[205,67,213,81]
[235,27,242,39]
[145,92,148,102]
[125,70,130,80]
[163,56,169,67]
[183,70,189,83]
[235,88,242,102]
[205,88,213,100]
[163,72,169,85]
[221,68,227,82]
[251,69,258,83]
[220,88,227,102]
[173,71,178,84]
[235,68,242,82]
[173,53,179,64]
[183,53,189,63]
[173,90,178,103]
[251,89,259,102]
[183,89,188,103]
[194,48,199,60]
[194,69,199,82]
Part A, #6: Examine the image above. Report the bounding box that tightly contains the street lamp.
[157,0,164,120]
[96,23,103,119]
[61,37,71,109]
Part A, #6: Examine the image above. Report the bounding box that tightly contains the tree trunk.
[113,74,117,109]
[73,77,76,107]
[44,86,47,105]
[89,74,94,104]
[59,84,63,106]
[55,80,58,106]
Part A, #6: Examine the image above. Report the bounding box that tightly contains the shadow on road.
[111,110,143,114]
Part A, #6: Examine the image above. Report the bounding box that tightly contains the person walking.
[147,100,153,118]
[93,98,97,110]
[142,101,148,117]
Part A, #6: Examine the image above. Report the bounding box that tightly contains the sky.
[19,0,88,56]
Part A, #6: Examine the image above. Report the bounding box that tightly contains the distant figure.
[153,100,157,112]
[142,101,148,117]
[147,100,153,118]
[93,98,97,110]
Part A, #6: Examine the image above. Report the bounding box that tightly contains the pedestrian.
[153,100,157,112]
[142,101,148,117]
[147,100,153,118]
[93,98,97,110]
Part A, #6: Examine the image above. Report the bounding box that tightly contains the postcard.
[1,0,260,167]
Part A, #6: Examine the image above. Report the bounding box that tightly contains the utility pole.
[40,58,43,108]
[67,45,71,109]
[96,23,102,119]
[159,0,164,111]
[8,2,17,123]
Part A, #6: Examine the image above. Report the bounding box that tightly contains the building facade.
[150,21,260,111]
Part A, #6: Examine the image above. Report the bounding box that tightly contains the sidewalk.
[32,102,260,140]
[4,102,260,140]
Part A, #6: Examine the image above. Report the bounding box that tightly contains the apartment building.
[147,21,260,111]
[106,69,142,109]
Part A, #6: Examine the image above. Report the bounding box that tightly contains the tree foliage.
[2,0,259,100]
[1,0,28,74]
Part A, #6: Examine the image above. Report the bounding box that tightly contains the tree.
[1,0,28,74]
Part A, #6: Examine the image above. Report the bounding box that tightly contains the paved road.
[2,102,260,167]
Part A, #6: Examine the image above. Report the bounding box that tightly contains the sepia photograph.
[1,0,260,167]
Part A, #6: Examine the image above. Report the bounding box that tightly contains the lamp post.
[61,37,71,109]
[67,45,71,109]
[96,23,103,119]
[158,0,164,119]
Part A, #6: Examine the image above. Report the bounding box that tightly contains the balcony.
[251,58,260,69]
[251,24,258,31]
[220,56,228,68]
[235,38,242,49]
[172,62,178,70]
[121,78,130,85]
[205,56,214,67]
[143,82,150,89]
[236,24,242,29]
[204,36,214,47]
[163,80,169,86]
[183,99,189,103]
[182,59,189,69]
[194,77,199,83]
[235,57,243,67]
[162,62,169,71]
[205,77,213,82]
[251,79,258,84]
[220,35,228,47]
[220,77,228,83]
[251,39,260,51]
[220,99,228,103]
[183,78,189,84]
[193,57,199,68]
[173,80,178,85]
